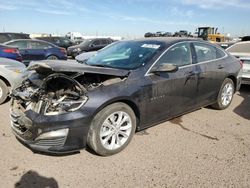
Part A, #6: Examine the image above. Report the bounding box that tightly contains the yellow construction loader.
[197,27,226,42]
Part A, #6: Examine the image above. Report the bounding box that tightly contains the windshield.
[86,41,164,70]
[80,39,92,46]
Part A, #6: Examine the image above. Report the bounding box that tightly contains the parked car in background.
[10,38,241,156]
[144,32,172,38]
[0,44,22,62]
[155,31,172,37]
[226,41,250,84]
[67,38,113,58]
[0,32,30,43]
[239,57,250,85]
[36,36,74,49]
[241,36,250,41]
[4,39,67,66]
[173,30,190,37]
[0,58,28,104]
[75,42,117,63]
[144,32,155,37]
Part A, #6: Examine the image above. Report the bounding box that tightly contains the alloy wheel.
[0,87,2,99]
[100,111,132,150]
[221,83,233,106]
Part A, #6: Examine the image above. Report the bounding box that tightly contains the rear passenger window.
[92,40,100,46]
[100,39,107,45]
[8,41,28,49]
[194,43,225,63]
[29,41,52,49]
[156,42,192,67]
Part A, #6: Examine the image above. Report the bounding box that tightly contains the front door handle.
[185,71,197,77]
[218,65,224,69]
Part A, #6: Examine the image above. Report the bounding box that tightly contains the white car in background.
[226,41,250,85]
[0,58,29,104]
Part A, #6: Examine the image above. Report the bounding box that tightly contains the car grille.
[35,137,67,147]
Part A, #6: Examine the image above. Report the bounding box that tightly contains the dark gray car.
[10,38,242,156]
[67,38,113,58]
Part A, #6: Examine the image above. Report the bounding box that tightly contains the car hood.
[27,60,130,77]
[0,57,26,68]
[68,44,82,50]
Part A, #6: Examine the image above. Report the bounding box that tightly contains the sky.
[0,0,249,38]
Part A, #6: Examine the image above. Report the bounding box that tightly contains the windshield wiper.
[90,64,115,68]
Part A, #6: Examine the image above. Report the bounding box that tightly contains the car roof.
[0,32,29,35]
[4,39,57,46]
[0,44,17,48]
[133,37,203,44]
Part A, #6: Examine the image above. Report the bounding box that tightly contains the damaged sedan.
[10,38,242,156]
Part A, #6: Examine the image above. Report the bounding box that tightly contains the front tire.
[212,78,234,110]
[0,80,8,104]
[87,103,136,156]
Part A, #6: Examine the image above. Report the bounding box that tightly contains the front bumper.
[10,100,92,154]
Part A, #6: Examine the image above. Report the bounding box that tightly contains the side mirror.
[89,44,95,48]
[150,64,178,74]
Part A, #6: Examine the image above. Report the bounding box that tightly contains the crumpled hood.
[27,60,130,77]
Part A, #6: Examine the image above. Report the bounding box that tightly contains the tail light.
[239,60,243,68]
[3,48,19,53]
[60,48,67,54]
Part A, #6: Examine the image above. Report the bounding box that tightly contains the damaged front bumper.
[10,100,92,154]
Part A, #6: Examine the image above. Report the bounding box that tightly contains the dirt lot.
[0,86,249,188]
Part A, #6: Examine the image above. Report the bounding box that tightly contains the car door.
[90,40,102,51]
[192,42,228,107]
[141,42,198,126]
[26,41,47,61]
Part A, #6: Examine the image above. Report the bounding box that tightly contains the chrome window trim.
[145,41,191,76]
[193,41,228,62]
[145,41,228,76]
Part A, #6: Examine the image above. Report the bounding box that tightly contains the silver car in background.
[0,58,29,104]
[226,41,250,85]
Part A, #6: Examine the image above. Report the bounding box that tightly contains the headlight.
[72,48,81,52]
[45,96,88,115]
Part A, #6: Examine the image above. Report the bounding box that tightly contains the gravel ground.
[0,86,249,188]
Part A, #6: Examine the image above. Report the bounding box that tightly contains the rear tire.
[211,78,234,110]
[0,80,8,104]
[87,102,136,156]
[47,55,58,60]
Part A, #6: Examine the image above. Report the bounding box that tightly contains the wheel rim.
[0,87,2,99]
[100,111,132,150]
[47,56,58,60]
[221,83,233,106]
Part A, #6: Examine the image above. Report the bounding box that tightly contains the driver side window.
[156,42,192,67]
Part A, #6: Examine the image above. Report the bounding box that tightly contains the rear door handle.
[218,65,224,69]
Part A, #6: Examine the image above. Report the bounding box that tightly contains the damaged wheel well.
[227,75,236,93]
[102,100,141,129]
[0,76,11,87]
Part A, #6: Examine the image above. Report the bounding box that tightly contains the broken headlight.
[45,96,88,115]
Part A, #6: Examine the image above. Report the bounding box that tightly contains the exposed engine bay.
[12,69,125,116]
